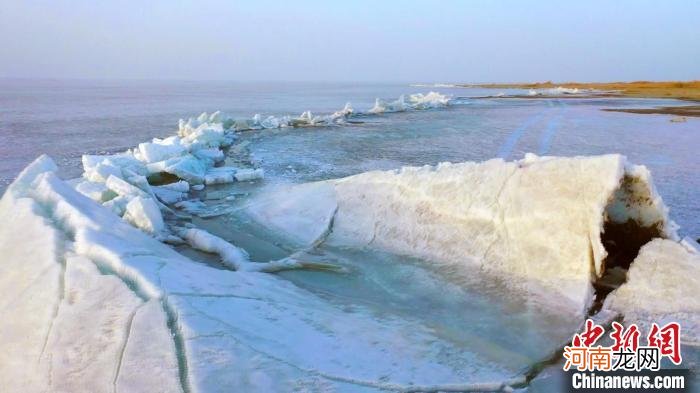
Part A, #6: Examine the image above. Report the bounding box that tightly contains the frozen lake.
[1,80,697,237]
[1,80,698,391]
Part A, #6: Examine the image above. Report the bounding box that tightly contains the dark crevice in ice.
[589,219,662,315]
[162,296,192,393]
[520,175,666,387]
[589,173,665,315]
[147,172,182,186]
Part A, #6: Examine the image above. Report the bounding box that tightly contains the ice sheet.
[246,154,678,315]
[1,155,534,392]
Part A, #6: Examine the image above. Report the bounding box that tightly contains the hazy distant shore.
[470,80,700,101]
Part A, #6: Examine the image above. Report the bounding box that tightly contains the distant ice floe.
[66,91,453,236]
[527,86,595,96]
[368,92,452,114]
[410,83,458,88]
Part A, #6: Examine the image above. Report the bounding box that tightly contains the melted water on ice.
[192,190,581,375]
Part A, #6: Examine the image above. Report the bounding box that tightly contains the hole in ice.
[147,171,181,186]
[590,175,664,315]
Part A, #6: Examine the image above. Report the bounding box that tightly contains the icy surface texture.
[0,155,529,392]
[247,154,678,315]
[604,239,700,344]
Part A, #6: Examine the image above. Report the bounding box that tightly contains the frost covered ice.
[247,154,681,316]
[1,91,698,391]
[0,155,528,392]
[604,239,700,344]
[1,151,699,392]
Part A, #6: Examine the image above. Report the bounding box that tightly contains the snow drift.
[247,154,680,315]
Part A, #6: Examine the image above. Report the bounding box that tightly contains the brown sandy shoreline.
[468,81,700,117]
[470,81,700,101]
[602,105,700,117]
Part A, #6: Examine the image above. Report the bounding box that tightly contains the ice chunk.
[123,196,165,234]
[174,199,207,214]
[82,153,148,181]
[84,161,124,183]
[202,167,264,185]
[260,115,281,129]
[152,181,190,204]
[407,91,451,109]
[179,122,230,149]
[75,180,116,202]
[177,227,250,270]
[147,155,207,184]
[192,147,225,164]
[246,182,338,246]
[137,136,186,163]
[368,92,449,114]
[331,102,354,119]
[157,180,189,193]
[204,167,237,185]
[604,239,700,342]
[103,195,130,216]
[105,175,150,199]
[0,197,61,391]
[247,155,676,315]
[234,168,264,182]
[605,163,673,230]
[4,154,57,197]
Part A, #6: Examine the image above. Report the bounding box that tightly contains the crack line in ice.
[161,296,191,393]
[21,182,191,393]
[113,303,143,392]
[480,166,518,262]
[517,310,620,388]
[27,201,69,366]
[308,204,339,248]
[169,292,265,301]
[38,260,65,362]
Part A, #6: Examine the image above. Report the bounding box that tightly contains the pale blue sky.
[1,0,698,82]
